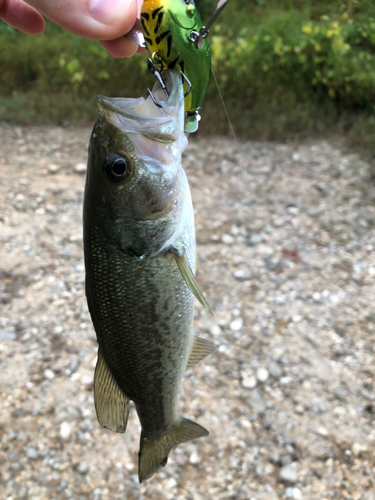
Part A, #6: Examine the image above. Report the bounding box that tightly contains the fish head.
[85,70,189,257]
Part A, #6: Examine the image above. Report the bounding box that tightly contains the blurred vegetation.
[1,0,375,155]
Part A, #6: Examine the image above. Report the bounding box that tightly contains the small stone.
[218,344,229,353]
[44,369,55,380]
[361,491,375,500]
[284,435,296,445]
[294,405,304,414]
[189,451,201,464]
[352,442,367,457]
[16,485,28,499]
[240,419,251,428]
[209,324,222,336]
[233,270,245,279]
[257,367,269,383]
[268,361,282,378]
[249,233,262,245]
[193,494,204,500]
[288,207,299,215]
[293,488,302,500]
[230,318,243,331]
[280,376,292,385]
[292,315,302,323]
[48,164,59,174]
[74,163,87,174]
[230,225,240,236]
[285,444,295,456]
[68,357,79,374]
[60,422,71,439]
[269,452,281,464]
[316,427,328,437]
[78,461,89,474]
[81,375,92,385]
[167,478,177,487]
[54,406,81,423]
[69,233,83,242]
[222,234,234,245]
[0,330,16,341]
[26,447,38,460]
[334,387,347,401]
[279,465,298,484]
[333,406,345,416]
[242,376,257,389]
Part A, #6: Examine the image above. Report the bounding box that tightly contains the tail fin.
[138,417,209,483]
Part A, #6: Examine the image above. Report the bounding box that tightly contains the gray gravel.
[1,124,375,499]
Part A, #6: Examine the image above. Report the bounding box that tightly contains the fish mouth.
[97,70,185,143]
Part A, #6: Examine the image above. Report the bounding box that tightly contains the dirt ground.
[1,123,375,500]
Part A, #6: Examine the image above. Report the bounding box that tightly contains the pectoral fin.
[171,247,213,316]
[94,350,130,433]
[186,335,216,369]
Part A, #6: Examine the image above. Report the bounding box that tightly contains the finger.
[99,37,138,58]
[24,0,137,40]
[0,0,45,34]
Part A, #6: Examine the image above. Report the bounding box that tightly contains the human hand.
[0,0,143,57]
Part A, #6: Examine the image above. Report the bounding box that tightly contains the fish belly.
[84,222,195,437]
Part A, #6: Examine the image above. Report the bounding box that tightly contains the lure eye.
[104,153,131,183]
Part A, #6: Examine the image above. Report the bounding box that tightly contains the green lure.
[141,0,211,133]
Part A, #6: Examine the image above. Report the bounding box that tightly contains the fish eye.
[104,153,131,183]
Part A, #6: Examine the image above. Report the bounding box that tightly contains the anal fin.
[186,334,216,370]
[171,247,213,316]
[94,349,130,433]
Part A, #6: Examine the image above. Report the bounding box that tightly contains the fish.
[83,69,215,483]
[140,0,211,133]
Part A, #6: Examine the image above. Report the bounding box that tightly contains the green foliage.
[0,22,151,124]
[210,4,375,108]
[1,1,375,157]
[199,1,375,149]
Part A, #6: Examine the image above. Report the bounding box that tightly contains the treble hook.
[147,58,169,108]
[181,71,192,98]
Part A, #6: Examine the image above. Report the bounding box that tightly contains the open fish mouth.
[97,70,186,143]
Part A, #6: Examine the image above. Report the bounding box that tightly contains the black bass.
[83,70,214,483]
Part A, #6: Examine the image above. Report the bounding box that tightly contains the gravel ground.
[1,124,375,500]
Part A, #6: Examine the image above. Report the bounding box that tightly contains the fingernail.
[90,0,133,26]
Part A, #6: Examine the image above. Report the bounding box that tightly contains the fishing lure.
[128,0,227,133]
[140,0,210,133]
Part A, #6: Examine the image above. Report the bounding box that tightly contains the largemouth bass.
[83,70,214,483]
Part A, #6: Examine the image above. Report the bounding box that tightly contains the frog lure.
[125,0,229,133]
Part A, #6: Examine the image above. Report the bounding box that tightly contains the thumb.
[24,0,138,40]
